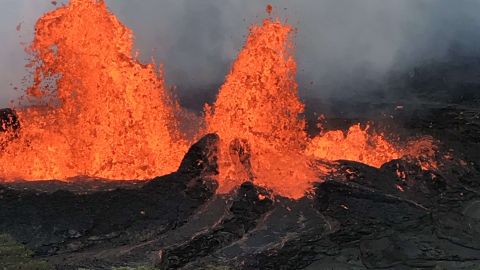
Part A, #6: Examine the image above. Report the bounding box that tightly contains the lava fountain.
[205,14,433,198]
[0,0,188,181]
[205,18,316,198]
[0,1,435,199]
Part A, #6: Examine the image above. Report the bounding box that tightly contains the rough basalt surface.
[0,134,219,261]
[176,158,480,270]
[0,91,480,269]
[0,109,479,270]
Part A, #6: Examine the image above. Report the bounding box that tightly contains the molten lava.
[306,124,401,168]
[205,15,434,198]
[0,1,436,199]
[0,0,187,181]
[205,18,316,198]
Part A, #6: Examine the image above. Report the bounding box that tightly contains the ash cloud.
[2,0,480,106]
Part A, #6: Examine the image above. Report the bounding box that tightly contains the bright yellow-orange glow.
[205,16,435,198]
[306,124,401,168]
[205,19,316,198]
[0,0,188,181]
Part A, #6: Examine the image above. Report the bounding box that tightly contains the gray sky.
[1,0,480,106]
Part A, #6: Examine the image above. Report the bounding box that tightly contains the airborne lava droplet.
[266,4,273,15]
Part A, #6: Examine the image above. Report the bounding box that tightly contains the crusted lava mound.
[0,131,480,269]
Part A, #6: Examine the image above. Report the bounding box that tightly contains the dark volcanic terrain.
[1,56,480,269]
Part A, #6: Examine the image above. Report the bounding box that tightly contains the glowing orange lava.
[205,15,434,198]
[205,18,316,198]
[0,0,188,181]
[306,124,401,168]
[0,2,436,199]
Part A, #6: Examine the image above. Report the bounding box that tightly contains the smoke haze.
[1,0,480,106]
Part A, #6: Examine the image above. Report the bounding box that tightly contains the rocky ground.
[1,56,480,269]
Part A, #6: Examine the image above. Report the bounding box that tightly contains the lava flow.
[0,0,188,181]
[0,1,435,199]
